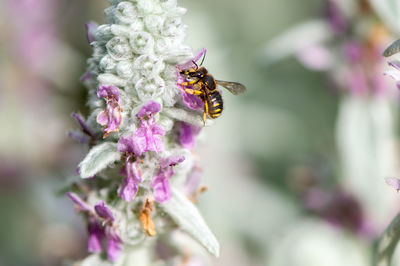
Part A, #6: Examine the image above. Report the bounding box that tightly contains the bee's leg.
[184,88,203,96]
[179,80,198,87]
[203,100,208,126]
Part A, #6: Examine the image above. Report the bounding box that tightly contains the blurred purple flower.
[296,45,333,71]
[179,122,201,149]
[67,193,123,261]
[344,41,363,63]
[96,85,123,138]
[325,0,347,35]
[385,177,400,192]
[86,22,98,44]
[152,156,185,202]
[304,188,374,237]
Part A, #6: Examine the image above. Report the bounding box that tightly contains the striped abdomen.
[208,91,223,119]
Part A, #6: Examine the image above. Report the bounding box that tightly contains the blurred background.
[1,0,400,265]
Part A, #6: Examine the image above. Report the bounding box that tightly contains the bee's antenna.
[192,60,198,70]
[199,50,206,66]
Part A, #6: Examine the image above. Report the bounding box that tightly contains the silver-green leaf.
[375,212,400,266]
[160,188,220,257]
[79,142,121,178]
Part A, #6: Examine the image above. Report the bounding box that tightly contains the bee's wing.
[216,80,247,95]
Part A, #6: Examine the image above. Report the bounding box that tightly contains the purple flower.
[118,136,142,157]
[385,177,400,192]
[179,122,201,149]
[94,201,115,222]
[137,100,161,118]
[384,60,400,89]
[66,194,122,261]
[96,85,123,138]
[177,49,206,110]
[133,101,165,154]
[118,160,142,202]
[97,85,121,102]
[86,22,98,44]
[152,156,185,202]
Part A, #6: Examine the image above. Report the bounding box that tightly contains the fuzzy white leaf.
[79,142,121,178]
[160,188,220,257]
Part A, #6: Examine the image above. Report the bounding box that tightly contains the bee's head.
[180,67,207,78]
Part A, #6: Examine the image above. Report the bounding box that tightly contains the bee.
[178,61,246,125]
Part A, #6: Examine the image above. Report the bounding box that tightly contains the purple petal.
[86,21,98,44]
[118,177,139,202]
[97,85,120,102]
[72,113,94,137]
[96,110,108,126]
[160,156,185,168]
[66,192,93,212]
[105,227,123,262]
[88,220,104,253]
[385,177,400,192]
[96,99,123,137]
[106,235,122,262]
[179,122,201,149]
[134,120,165,153]
[118,161,142,202]
[181,90,204,110]
[118,136,143,156]
[152,175,171,202]
[137,100,161,118]
[177,48,207,70]
[94,201,114,222]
